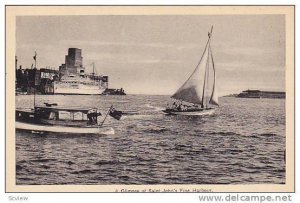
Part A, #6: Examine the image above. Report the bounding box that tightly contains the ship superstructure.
[54,48,108,95]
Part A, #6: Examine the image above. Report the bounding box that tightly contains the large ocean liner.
[54,48,108,95]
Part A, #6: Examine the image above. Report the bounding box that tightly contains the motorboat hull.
[16,121,114,135]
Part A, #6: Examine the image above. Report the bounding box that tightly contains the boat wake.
[145,104,165,111]
[123,115,163,120]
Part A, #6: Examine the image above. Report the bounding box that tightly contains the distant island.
[224,90,285,99]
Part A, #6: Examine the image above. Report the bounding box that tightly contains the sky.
[16,15,285,95]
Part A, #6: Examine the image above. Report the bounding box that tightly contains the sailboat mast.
[206,47,210,107]
[201,47,210,108]
[201,64,207,108]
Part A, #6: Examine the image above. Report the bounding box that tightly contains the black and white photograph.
[5,6,294,192]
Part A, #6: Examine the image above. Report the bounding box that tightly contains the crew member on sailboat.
[163,26,219,116]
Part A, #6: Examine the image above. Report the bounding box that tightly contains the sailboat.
[163,26,219,116]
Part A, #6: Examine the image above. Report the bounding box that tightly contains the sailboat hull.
[162,108,215,116]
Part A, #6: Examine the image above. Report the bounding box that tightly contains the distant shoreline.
[224,90,285,99]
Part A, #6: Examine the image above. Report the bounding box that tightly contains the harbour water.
[16,95,285,185]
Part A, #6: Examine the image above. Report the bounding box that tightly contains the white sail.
[171,40,210,105]
[171,27,218,107]
[209,44,219,106]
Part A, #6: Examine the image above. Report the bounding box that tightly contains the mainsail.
[171,27,218,107]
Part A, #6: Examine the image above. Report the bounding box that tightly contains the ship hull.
[54,84,105,95]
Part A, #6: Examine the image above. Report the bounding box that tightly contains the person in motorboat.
[87,108,101,125]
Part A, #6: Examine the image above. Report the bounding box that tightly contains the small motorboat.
[16,103,114,135]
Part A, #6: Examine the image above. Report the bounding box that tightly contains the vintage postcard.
[5,5,294,192]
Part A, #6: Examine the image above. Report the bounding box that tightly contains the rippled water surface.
[16,95,285,185]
